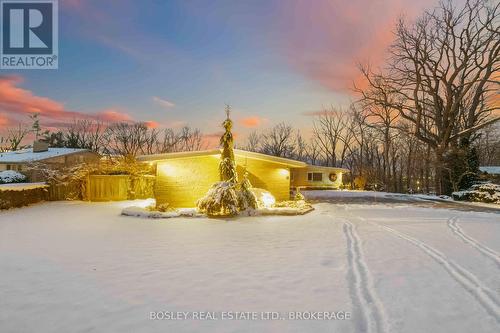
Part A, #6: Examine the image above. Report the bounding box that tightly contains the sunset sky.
[0,0,439,143]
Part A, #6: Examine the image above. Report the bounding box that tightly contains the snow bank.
[122,205,314,219]
[452,183,500,204]
[256,206,314,216]
[0,182,47,191]
[303,190,396,199]
[0,170,26,184]
[122,200,314,219]
[121,206,202,219]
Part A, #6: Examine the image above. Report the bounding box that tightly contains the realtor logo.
[1,0,58,69]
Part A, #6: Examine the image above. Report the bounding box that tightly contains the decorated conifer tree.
[219,106,238,183]
[197,105,241,217]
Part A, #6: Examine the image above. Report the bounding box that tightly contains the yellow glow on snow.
[261,192,276,208]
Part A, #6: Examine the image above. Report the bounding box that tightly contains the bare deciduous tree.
[178,126,205,152]
[358,0,500,193]
[7,124,30,151]
[242,131,261,152]
[260,122,295,158]
[104,123,149,159]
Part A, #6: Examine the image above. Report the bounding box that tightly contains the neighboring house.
[479,166,500,175]
[138,149,349,208]
[0,143,99,182]
[479,166,500,184]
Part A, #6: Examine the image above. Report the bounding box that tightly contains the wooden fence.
[48,182,81,201]
[86,175,130,201]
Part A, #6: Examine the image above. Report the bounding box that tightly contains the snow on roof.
[479,166,500,175]
[303,164,351,173]
[0,148,89,164]
[137,149,308,168]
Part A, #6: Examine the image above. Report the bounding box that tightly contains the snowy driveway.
[0,199,499,333]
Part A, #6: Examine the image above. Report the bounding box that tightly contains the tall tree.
[198,105,251,217]
[359,0,500,194]
[312,107,346,167]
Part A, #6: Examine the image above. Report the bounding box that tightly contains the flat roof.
[137,149,308,168]
[0,148,90,164]
[301,165,350,173]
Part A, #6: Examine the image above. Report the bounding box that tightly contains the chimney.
[33,141,49,153]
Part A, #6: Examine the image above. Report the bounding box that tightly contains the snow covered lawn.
[0,198,499,332]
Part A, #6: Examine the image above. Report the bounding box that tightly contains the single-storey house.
[138,149,349,208]
[479,166,500,183]
[0,142,99,181]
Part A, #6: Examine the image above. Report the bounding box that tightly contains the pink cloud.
[0,114,14,127]
[203,131,236,149]
[144,121,160,129]
[0,75,71,120]
[0,75,159,130]
[96,108,133,123]
[273,0,434,93]
[239,116,267,128]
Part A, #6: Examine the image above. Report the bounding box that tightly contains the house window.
[307,172,323,182]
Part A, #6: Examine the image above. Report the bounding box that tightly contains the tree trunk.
[424,144,431,193]
[434,149,445,195]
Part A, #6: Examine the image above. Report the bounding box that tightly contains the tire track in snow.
[343,220,389,333]
[447,217,500,268]
[370,220,500,322]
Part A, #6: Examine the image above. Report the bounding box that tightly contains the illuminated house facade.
[138,149,348,208]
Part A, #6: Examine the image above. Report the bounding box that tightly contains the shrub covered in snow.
[294,190,305,201]
[0,170,26,184]
[452,183,500,204]
[197,181,240,217]
[238,172,258,211]
[122,206,202,218]
[259,200,313,215]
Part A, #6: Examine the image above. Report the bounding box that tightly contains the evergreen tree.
[459,138,479,190]
[443,137,479,194]
[219,106,238,182]
[197,106,243,217]
[238,170,257,210]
